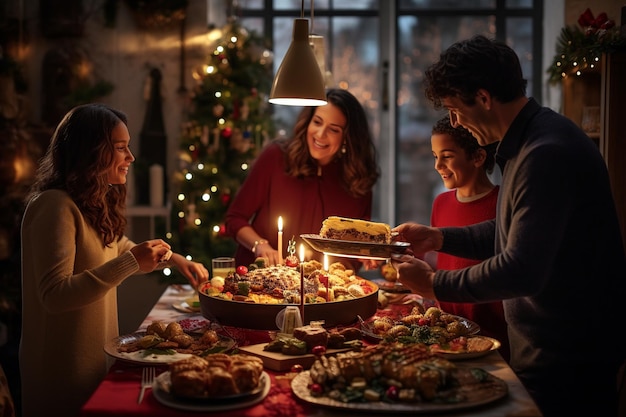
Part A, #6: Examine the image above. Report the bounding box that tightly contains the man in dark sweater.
[392,35,626,417]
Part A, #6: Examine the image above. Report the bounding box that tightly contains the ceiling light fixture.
[268,0,327,106]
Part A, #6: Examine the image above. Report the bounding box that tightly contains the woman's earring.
[341,143,347,154]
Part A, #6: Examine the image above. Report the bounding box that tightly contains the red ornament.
[220,192,231,205]
[222,127,232,138]
[577,8,595,27]
[285,255,299,268]
[218,223,227,236]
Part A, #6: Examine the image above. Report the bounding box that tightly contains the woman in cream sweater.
[19,103,209,417]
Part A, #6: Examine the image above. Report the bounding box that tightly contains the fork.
[138,367,156,404]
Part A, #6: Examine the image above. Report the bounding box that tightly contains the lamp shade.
[269,19,327,106]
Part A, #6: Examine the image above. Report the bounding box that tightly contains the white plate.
[300,234,410,260]
[291,369,508,414]
[172,301,200,314]
[103,332,236,365]
[152,371,270,411]
[433,336,501,361]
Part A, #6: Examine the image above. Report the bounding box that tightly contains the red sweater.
[431,186,510,361]
[226,143,372,267]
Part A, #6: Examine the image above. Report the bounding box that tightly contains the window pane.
[239,17,263,34]
[399,0,496,10]
[507,17,534,98]
[274,0,330,10]
[332,0,378,9]
[396,15,495,225]
[506,0,533,7]
[239,0,264,9]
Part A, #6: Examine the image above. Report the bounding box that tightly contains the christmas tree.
[167,20,275,281]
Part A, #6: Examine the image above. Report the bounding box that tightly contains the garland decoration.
[547,8,626,84]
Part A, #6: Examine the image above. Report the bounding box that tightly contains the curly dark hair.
[26,103,128,246]
[423,35,527,109]
[432,115,496,174]
[278,88,380,198]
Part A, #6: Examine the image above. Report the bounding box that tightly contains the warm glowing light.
[177,193,185,201]
[299,244,305,262]
[212,225,220,233]
[230,36,237,43]
[215,91,222,98]
[211,167,218,174]
[323,254,329,271]
[194,218,202,226]
[202,193,210,201]
[218,118,225,125]
[206,65,215,74]
[185,255,193,261]
[185,172,193,180]
[197,163,204,170]
[177,211,184,218]
[278,216,283,232]
[162,268,172,276]
[241,163,248,170]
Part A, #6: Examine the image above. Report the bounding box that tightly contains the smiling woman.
[225,88,380,269]
[19,103,209,417]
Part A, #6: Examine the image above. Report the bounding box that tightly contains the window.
[238,0,543,226]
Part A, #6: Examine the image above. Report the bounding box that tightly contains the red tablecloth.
[81,362,311,417]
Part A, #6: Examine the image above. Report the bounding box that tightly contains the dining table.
[80,283,543,417]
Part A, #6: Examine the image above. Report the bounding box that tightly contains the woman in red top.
[429,115,509,361]
[225,89,380,268]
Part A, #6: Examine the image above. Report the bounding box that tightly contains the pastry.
[320,216,391,244]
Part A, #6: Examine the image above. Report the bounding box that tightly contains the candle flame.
[299,243,305,262]
[323,254,329,271]
[278,216,283,232]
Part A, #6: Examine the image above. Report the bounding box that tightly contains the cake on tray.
[319,216,391,244]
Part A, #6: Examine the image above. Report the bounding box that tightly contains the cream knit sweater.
[20,190,140,417]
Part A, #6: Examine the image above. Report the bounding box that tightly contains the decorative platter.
[103,332,236,365]
[300,234,411,260]
[432,336,502,360]
[291,369,508,414]
[360,314,481,341]
[199,280,379,330]
[152,371,270,412]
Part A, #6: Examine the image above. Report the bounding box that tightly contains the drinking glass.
[211,257,235,278]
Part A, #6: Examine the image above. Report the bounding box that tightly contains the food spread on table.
[264,325,363,356]
[166,354,265,398]
[291,342,508,411]
[360,305,501,360]
[104,320,235,364]
[199,259,375,304]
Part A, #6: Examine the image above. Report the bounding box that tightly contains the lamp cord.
[300,0,315,33]
[310,0,315,33]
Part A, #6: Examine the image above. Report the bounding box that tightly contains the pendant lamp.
[269,17,327,106]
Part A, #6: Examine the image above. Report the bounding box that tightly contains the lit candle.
[321,254,329,301]
[299,243,305,322]
[277,216,283,265]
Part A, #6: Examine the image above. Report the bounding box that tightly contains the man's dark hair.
[423,35,527,109]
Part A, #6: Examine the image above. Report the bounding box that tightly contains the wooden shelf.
[561,52,626,255]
